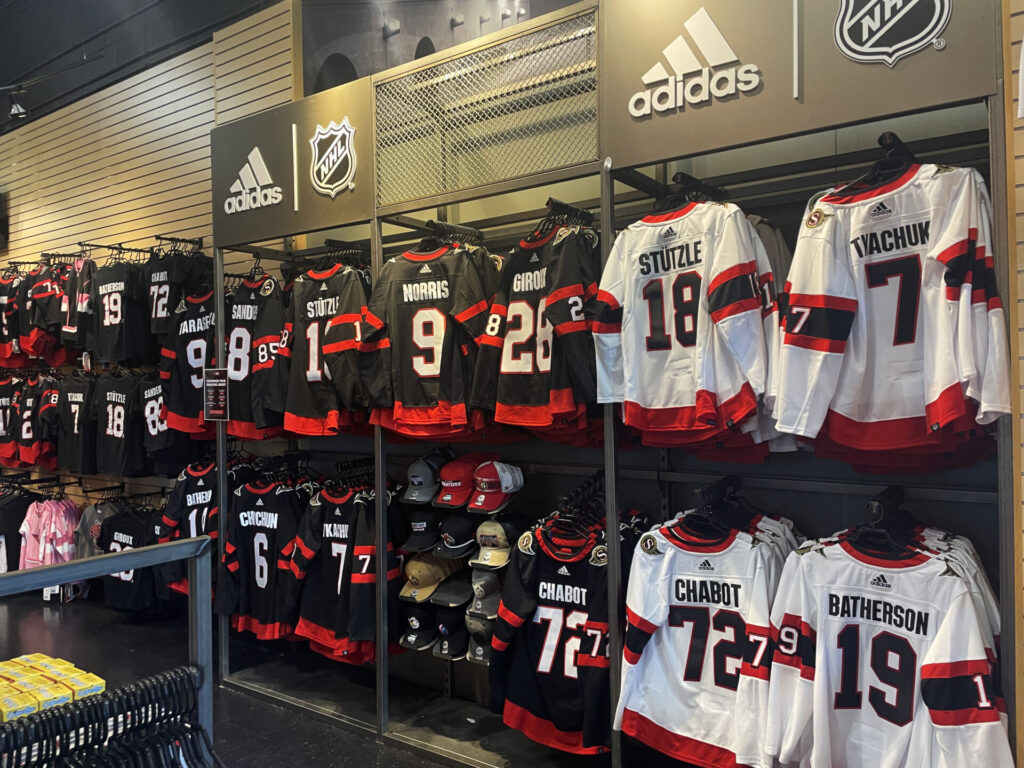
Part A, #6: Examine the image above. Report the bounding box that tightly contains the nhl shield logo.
[309,118,357,198]
[835,0,951,68]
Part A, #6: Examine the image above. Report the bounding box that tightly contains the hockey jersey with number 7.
[766,540,1011,768]
[774,164,1010,450]
[594,202,767,432]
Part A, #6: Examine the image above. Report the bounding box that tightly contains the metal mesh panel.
[375,12,598,207]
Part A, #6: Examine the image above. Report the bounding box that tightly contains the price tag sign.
[203,368,229,421]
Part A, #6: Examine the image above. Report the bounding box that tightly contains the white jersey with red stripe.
[594,202,767,433]
[616,526,778,768]
[774,164,1009,451]
[766,539,1011,768]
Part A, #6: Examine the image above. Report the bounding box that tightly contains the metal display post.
[213,245,231,681]
[371,215,390,743]
[188,543,214,734]
[599,157,623,768]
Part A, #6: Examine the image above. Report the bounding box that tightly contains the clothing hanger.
[833,131,918,196]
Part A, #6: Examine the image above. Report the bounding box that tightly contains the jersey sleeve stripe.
[707,261,757,296]
[322,340,357,354]
[498,601,527,628]
[161,348,176,359]
[454,299,489,323]
[787,293,858,313]
[546,284,584,304]
[357,339,391,352]
[491,636,510,651]
[626,606,659,635]
[922,660,991,678]
[576,654,609,669]
[362,309,385,329]
[553,320,588,336]
[294,537,315,560]
[253,335,279,346]
[783,335,846,354]
[591,320,621,334]
[479,335,503,348]
[351,573,375,583]
[595,289,621,311]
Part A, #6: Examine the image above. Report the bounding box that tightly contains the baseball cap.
[467,461,523,514]
[468,520,517,570]
[398,553,463,602]
[433,452,498,508]
[429,578,473,608]
[465,614,494,666]
[432,513,480,559]
[398,602,438,651]
[467,569,501,619]
[433,606,469,660]
[401,508,443,552]
[401,451,447,504]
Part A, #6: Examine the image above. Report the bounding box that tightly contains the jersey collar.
[641,202,699,224]
[822,164,922,205]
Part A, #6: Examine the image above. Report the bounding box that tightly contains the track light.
[383,16,401,39]
[451,12,465,29]
[501,7,512,20]
[517,6,527,17]
[8,94,27,120]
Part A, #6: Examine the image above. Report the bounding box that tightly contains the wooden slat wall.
[1005,0,1024,755]
[0,2,295,495]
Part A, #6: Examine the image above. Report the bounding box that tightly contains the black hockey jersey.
[17,265,66,366]
[358,246,497,437]
[58,258,96,349]
[92,373,150,477]
[158,461,218,594]
[14,376,57,469]
[0,276,27,367]
[0,378,18,466]
[227,275,285,439]
[472,226,599,427]
[288,489,383,661]
[268,264,369,435]
[159,292,217,434]
[217,481,305,640]
[143,251,192,339]
[490,528,611,755]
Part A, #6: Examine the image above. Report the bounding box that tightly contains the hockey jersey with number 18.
[766,539,1012,768]
[593,202,767,436]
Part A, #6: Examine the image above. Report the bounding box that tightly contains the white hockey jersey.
[594,203,767,434]
[766,539,1011,768]
[775,164,1009,451]
[615,526,778,768]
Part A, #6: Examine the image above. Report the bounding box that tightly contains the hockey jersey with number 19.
[766,539,1012,768]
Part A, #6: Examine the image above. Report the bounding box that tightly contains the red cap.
[433,452,498,508]
[467,461,524,514]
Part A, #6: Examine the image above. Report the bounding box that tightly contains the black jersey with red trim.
[17,265,66,366]
[227,275,285,439]
[216,481,305,640]
[0,378,18,465]
[267,264,369,436]
[98,507,162,612]
[358,246,498,436]
[0,277,27,367]
[288,489,383,660]
[158,461,218,594]
[14,377,57,468]
[472,226,599,427]
[159,292,217,434]
[89,262,152,364]
[92,373,150,477]
[490,528,611,755]
[58,258,96,350]
[44,374,98,475]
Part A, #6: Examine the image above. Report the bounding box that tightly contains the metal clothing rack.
[0,538,215,739]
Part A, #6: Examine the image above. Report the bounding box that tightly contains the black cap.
[432,605,469,660]
[401,508,442,552]
[432,513,480,559]
[466,569,501,619]
[429,578,473,608]
[398,602,438,651]
[465,614,494,666]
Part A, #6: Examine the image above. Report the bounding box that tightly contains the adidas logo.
[419,264,431,274]
[870,201,894,218]
[196,479,204,487]
[529,253,540,263]
[661,226,677,239]
[629,7,761,118]
[256,499,264,506]
[697,559,714,571]
[557,565,570,576]
[869,574,892,589]
[319,283,328,292]
[224,147,283,215]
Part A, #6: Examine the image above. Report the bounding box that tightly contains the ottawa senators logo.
[517,531,535,555]
[805,209,833,229]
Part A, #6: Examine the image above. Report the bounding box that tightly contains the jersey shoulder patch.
[260,277,277,296]
[517,531,535,555]
[589,544,608,567]
[804,208,834,229]
[638,533,663,556]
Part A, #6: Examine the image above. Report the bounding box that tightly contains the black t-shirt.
[92,373,149,477]
[98,506,162,611]
[89,262,152,364]
[46,374,98,474]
